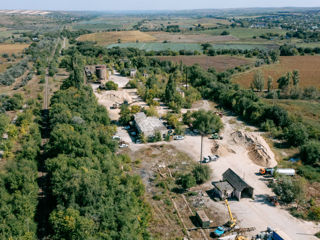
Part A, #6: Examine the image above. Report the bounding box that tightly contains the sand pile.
[211,141,235,156]
[96,90,133,106]
[231,131,276,167]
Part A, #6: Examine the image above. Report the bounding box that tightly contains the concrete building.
[196,210,210,228]
[130,69,137,78]
[212,181,234,200]
[134,112,167,138]
[222,168,254,201]
[96,65,107,81]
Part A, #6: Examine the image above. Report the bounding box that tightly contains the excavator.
[213,199,237,237]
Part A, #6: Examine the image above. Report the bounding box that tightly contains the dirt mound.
[96,90,133,105]
[211,141,235,156]
[231,131,276,167]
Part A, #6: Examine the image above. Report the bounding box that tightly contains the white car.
[119,143,128,148]
[209,155,220,161]
[202,157,211,163]
[174,135,184,140]
[113,135,121,140]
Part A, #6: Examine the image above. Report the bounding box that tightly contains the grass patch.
[107,42,203,51]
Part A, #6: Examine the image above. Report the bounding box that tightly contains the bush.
[180,174,196,189]
[284,122,309,147]
[300,141,320,166]
[105,81,118,90]
[192,165,211,184]
[271,176,304,204]
[308,206,320,221]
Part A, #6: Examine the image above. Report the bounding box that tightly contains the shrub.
[284,122,309,147]
[308,206,320,221]
[300,141,320,166]
[180,174,196,189]
[192,165,211,184]
[105,81,118,90]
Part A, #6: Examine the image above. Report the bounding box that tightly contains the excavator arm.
[225,199,236,228]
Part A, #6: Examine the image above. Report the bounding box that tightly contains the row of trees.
[44,48,151,239]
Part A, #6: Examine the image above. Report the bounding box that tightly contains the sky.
[1,0,320,11]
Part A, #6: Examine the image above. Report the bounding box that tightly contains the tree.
[191,110,223,162]
[292,70,300,86]
[277,73,290,91]
[270,50,280,63]
[251,70,264,92]
[300,141,320,166]
[192,165,211,184]
[267,76,273,92]
[164,75,177,103]
[119,104,131,125]
[285,123,309,147]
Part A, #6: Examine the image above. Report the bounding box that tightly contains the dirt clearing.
[233,55,320,88]
[77,31,156,45]
[156,55,255,72]
[0,43,29,55]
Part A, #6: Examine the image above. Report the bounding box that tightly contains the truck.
[259,168,295,176]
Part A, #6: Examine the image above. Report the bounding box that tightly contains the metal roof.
[222,168,253,192]
[134,112,167,135]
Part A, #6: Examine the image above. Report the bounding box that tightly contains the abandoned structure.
[96,65,107,81]
[133,112,167,138]
[213,168,254,201]
[130,69,137,78]
[196,210,210,228]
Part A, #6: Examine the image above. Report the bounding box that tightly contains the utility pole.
[200,134,203,164]
[185,67,188,90]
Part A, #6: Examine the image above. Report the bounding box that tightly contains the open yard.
[0,43,29,55]
[156,55,255,72]
[232,56,320,88]
[77,30,156,45]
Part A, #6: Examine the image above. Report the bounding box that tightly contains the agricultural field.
[149,31,238,43]
[211,43,278,50]
[156,55,255,72]
[77,30,156,45]
[0,43,29,55]
[107,42,203,51]
[232,56,320,88]
[201,28,287,42]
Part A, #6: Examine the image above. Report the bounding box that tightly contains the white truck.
[259,168,296,176]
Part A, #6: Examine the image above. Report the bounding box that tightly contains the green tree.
[191,110,223,162]
[285,122,309,147]
[164,75,177,103]
[119,104,132,125]
[270,50,280,63]
[192,165,211,184]
[105,81,118,90]
[251,70,264,92]
[292,70,300,86]
[277,72,291,91]
[272,176,304,204]
[267,76,273,92]
[300,141,320,166]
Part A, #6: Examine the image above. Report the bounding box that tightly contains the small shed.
[196,210,210,228]
[130,69,137,78]
[213,181,234,199]
[222,168,254,201]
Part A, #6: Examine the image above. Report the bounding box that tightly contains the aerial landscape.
[0,0,320,239]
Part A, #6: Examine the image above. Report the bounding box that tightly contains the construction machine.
[213,199,237,237]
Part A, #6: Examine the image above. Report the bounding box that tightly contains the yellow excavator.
[213,199,237,237]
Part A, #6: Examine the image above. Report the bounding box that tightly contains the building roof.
[134,112,167,135]
[213,181,234,192]
[196,210,210,223]
[222,168,253,192]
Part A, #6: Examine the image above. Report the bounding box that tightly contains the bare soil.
[156,55,255,72]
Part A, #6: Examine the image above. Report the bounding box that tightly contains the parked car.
[130,131,137,136]
[210,155,220,161]
[202,155,220,163]
[202,156,211,163]
[174,135,184,140]
[124,126,130,130]
[112,135,121,141]
[119,143,129,148]
[136,139,142,144]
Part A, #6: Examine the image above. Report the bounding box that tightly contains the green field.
[211,43,278,50]
[107,42,277,51]
[107,42,203,51]
[201,28,287,40]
